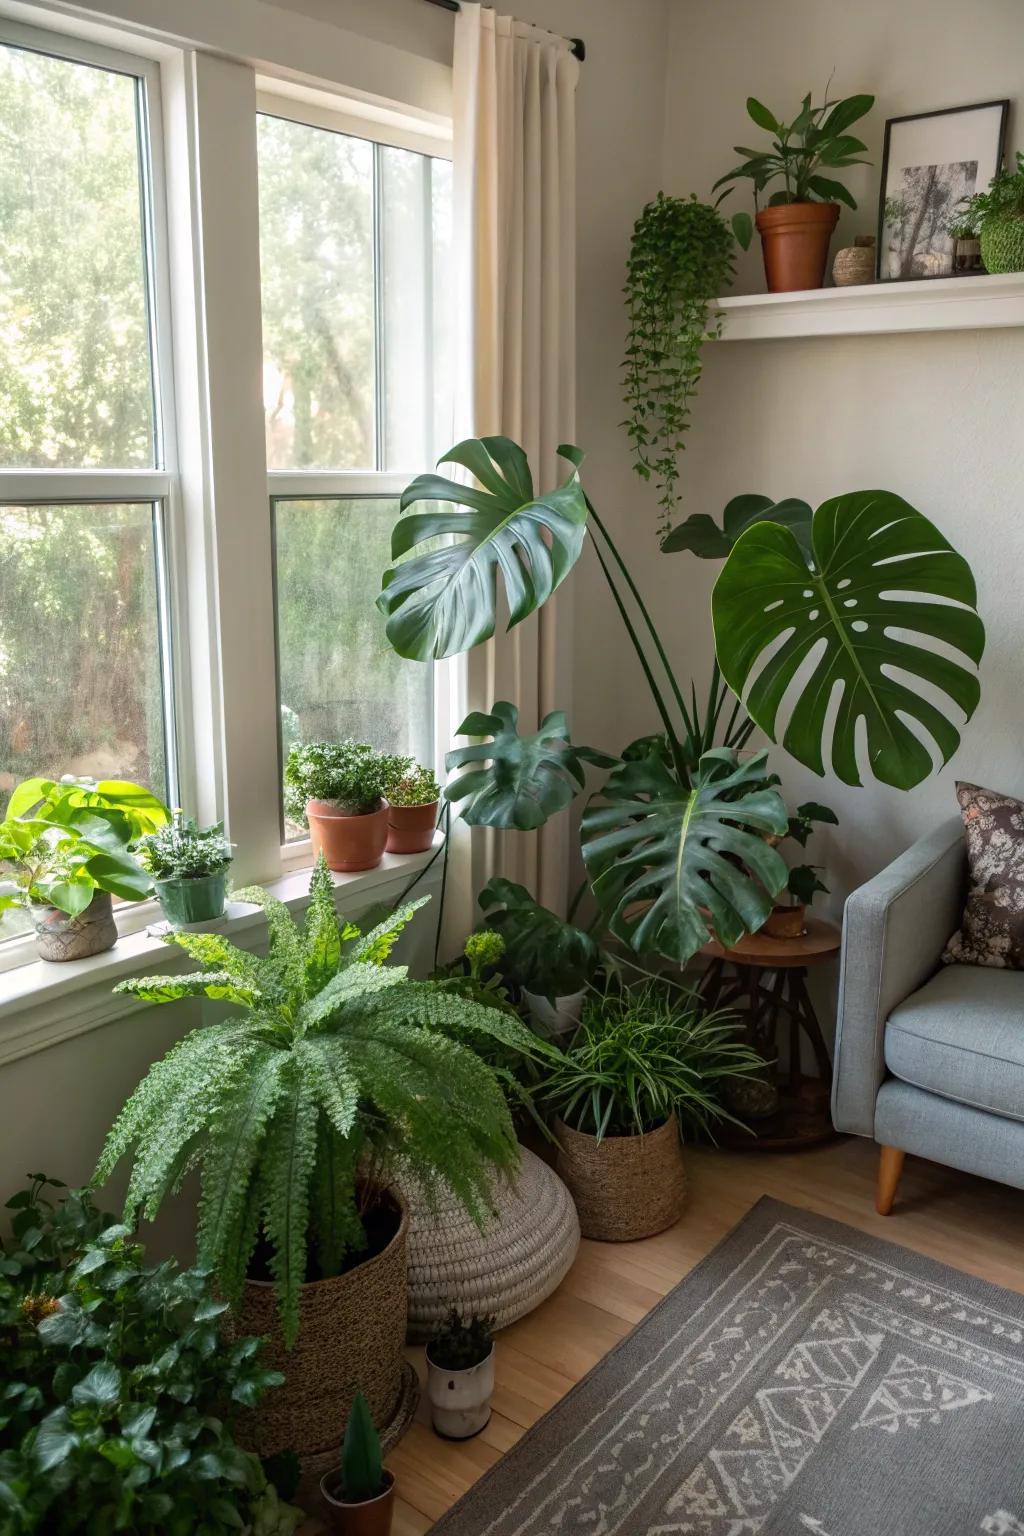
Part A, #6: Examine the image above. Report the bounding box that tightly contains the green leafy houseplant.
[136,812,234,926]
[776,800,838,908]
[378,437,983,970]
[383,763,440,809]
[95,856,538,1345]
[713,89,874,248]
[949,150,1024,273]
[0,1175,300,1536]
[622,193,736,537]
[284,742,409,824]
[477,877,597,1003]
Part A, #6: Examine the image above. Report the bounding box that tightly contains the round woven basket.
[554,1114,686,1242]
[235,1188,410,1459]
[404,1147,580,1341]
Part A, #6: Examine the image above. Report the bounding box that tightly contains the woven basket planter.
[235,1188,410,1460]
[554,1114,686,1242]
[404,1147,580,1341]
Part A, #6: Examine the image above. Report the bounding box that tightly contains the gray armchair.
[832,817,1024,1214]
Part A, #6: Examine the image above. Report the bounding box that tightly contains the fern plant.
[94,856,535,1345]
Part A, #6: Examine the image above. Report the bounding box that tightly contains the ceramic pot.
[522,987,586,1038]
[319,1469,395,1536]
[755,201,839,292]
[763,903,806,940]
[554,1113,686,1242]
[308,800,388,872]
[30,891,117,962]
[954,235,983,274]
[385,800,438,855]
[154,871,226,926]
[425,1342,495,1439]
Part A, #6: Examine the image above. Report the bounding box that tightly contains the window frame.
[0,18,190,970]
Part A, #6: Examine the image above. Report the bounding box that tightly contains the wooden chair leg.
[876,1145,906,1215]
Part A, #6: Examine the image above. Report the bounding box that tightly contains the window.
[0,26,178,944]
[257,105,452,841]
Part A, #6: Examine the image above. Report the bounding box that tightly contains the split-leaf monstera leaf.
[378,437,589,661]
[712,490,985,790]
[445,701,615,831]
[581,748,789,964]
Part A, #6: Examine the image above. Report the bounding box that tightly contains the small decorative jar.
[954,235,984,274]
[832,234,875,287]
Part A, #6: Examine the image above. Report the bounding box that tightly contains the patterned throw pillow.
[943,781,1024,970]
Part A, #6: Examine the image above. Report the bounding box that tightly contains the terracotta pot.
[425,1343,495,1439]
[235,1189,409,1459]
[755,201,839,292]
[554,1113,686,1242]
[308,800,388,872]
[320,1469,395,1536]
[763,903,806,940]
[385,800,438,855]
[30,891,118,962]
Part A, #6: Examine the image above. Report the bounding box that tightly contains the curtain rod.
[421,0,586,61]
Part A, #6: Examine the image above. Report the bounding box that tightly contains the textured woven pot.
[30,891,117,962]
[404,1147,579,1341]
[831,239,875,287]
[554,1114,686,1242]
[981,218,1024,274]
[236,1190,410,1459]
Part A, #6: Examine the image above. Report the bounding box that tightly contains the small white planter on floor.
[425,1344,495,1440]
[522,987,586,1038]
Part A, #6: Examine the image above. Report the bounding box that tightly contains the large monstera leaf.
[661,493,812,559]
[580,748,789,965]
[445,701,614,831]
[378,437,588,661]
[712,490,985,790]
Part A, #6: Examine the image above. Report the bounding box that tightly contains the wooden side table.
[698,916,841,1150]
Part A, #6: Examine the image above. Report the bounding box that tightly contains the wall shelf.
[716,272,1024,341]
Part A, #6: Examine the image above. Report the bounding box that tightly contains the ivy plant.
[622,193,736,540]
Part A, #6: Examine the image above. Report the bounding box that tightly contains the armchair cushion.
[943,781,1024,970]
[885,963,1024,1123]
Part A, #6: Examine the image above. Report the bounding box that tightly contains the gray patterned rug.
[430,1197,1024,1535]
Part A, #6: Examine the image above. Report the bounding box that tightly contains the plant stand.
[697,917,841,1150]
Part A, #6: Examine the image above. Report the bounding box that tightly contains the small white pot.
[425,1344,495,1440]
[523,987,586,1038]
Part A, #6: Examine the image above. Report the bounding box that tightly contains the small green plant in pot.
[762,800,838,939]
[477,876,598,1036]
[0,776,169,961]
[284,742,410,872]
[319,1392,394,1535]
[950,150,1024,274]
[425,1310,496,1440]
[383,761,440,855]
[136,810,233,926]
[543,979,763,1241]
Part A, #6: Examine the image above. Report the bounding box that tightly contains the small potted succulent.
[949,150,1024,275]
[320,1391,395,1535]
[477,877,597,1036]
[425,1310,496,1440]
[283,742,409,872]
[0,776,168,961]
[383,761,440,854]
[762,800,837,939]
[135,811,233,926]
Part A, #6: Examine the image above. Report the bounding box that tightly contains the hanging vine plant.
[622,192,736,543]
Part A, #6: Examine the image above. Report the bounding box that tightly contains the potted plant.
[94,856,539,1462]
[622,192,737,538]
[762,800,838,939]
[319,1391,394,1535]
[383,761,440,855]
[949,150,1024,274]
[284,742,410,872]
[424,1310,496,1440]
[713,89,874,291]
[0,1173,303,1535]
[542,979,763,1241]
[477,877,598,1036]
[0,776,169,961]
[947,211,984,274]
[135,810,233,926]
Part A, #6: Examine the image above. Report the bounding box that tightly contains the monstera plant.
[378,439,983,966]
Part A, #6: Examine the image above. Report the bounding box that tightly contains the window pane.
[275,498,433,842]
[0,44,155,468]
[258,115,374,471]
[380,147,453,470]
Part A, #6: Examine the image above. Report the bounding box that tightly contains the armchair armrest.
[831,817,965,1137]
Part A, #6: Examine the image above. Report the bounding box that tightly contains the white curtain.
[443,2,579,951]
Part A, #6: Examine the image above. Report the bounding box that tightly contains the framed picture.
[876,100,1009,281]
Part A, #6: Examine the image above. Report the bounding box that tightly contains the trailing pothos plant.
[622,193,736,539]
[377,437,984,969]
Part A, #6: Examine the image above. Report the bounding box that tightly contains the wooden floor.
[384,1136,1024,1534]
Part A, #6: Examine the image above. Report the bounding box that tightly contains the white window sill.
[0,839,443,1067]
